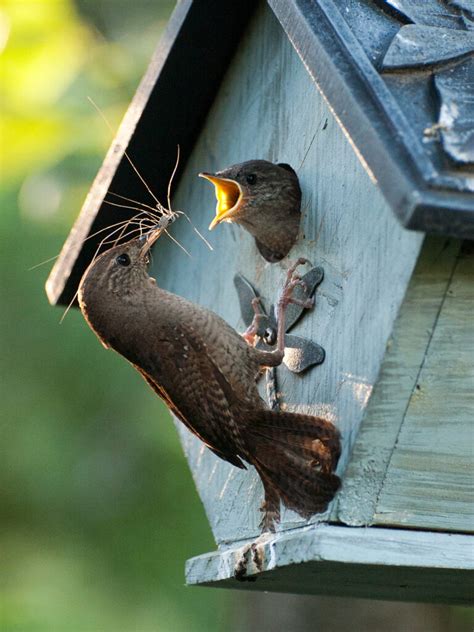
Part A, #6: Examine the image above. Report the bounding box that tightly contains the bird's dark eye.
[246,173,257,185]
[116,253,130,267]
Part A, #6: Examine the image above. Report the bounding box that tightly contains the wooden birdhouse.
[47,1,473,604]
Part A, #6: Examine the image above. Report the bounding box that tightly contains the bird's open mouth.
[199,173,243,230]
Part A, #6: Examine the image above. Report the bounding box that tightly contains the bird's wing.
[137,324,247,470]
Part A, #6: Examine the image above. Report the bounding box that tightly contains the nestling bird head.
[199,159,301,262]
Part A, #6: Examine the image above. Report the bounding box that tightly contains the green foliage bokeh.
[0,1,230,630]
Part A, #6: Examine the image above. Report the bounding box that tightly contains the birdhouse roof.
[47,0,474,306]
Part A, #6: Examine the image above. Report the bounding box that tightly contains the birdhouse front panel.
[337,237,473,534]
[149,3,422,545]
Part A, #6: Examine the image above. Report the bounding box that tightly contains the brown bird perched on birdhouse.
[200,159,302,262]
[78,225,340,531]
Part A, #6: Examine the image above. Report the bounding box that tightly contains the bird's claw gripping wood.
[242,258,315,369]
[275,258,314,355]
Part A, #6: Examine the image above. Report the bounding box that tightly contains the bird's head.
[78,226,163,306]
[199,159,300,231]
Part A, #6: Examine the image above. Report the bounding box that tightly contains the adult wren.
[200,159,301,263]
[78,227,340,531]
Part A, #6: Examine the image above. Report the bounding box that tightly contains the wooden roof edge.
[46,0,256,306]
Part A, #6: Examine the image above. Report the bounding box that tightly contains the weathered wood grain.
[374,242,474,532]
[150,3,422,545]
[336,237,462,527]
[185,524,473,605]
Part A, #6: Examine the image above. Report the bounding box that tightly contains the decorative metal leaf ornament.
[234,269,325,375]
[435,58,474,163]
[282,334,325,374]
[378,0,474,164]
[382,26,474,69]
[381,0,464,28]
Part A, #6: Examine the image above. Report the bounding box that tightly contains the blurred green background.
[1,2,472,631]
[0,1,232,630]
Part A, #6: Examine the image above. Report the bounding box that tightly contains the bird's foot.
[234,544,257,582]
[279,258,314,311]
[242,297,265,346]
[275,258,313,354]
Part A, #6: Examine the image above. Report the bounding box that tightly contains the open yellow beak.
[199,172,243,230]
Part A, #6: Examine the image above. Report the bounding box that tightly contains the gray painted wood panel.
[336,237,464,528]
[150,3,422,545]
[374,242,474,532]
[185,524,473,605]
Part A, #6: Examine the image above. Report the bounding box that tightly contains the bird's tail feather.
[246,409,341,529]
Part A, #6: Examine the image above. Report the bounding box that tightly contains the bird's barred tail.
[247,409,341,531]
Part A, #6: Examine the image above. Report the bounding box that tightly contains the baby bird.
[78,226,340,531]
[200,159,301,262]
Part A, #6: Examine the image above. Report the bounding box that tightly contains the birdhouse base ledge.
[185,524,472,605]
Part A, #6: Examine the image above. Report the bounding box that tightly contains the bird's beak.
[140,226,164,256]
[199,172,243,230]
